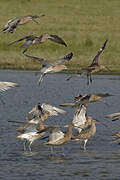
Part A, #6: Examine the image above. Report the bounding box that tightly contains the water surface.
[0,70,120,179]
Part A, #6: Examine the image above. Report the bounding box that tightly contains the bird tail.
[63,52,73,62]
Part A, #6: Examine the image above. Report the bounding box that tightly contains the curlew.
[67,40,110,85]
[72,117,100,150]
[24,52,73,85]
[8,33,67,53]
[16,122,45,151]
[37,124,73,154]
[3,14,45,33]
[27,103,67,124]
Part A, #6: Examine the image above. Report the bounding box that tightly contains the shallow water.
[0,70,120,179]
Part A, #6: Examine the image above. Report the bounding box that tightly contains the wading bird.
[72,117,100,150]
[37,124,73,154]
[24,52,73,85]
[3,14,45,33]
[67,40,110,85]
[60,93,109,134]
[8,33,67,53]
[16,122,45,151]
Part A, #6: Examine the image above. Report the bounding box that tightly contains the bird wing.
[49,34,67,47]
[60,103,75,107]
[90,40,108,66]
[27,104,43,121]
[72,105,87,128]
[49,127,64,142]
[8,35,34,46]
[0,81,19,93]
[24,54,50,66]
[105,112,120,119]
[52,52,73,66]
[41,103,67,116]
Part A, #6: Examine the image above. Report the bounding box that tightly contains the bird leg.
[61,145,65,156]
[90,74,92,83]
[24,140,28,151]
[37,74,45,85]
[87,74,90,86]
[83,139,88,150]
[28,141,32,152]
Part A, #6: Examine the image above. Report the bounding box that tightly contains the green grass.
[0,0,120,74]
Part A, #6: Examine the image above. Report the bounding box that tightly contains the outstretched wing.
[90,40,108,66]
[0,81,19,93]
[24,54,50,66]
[41,103,67,116]
[52,52,73,66]
[8,35,34,46]
[49,34,67,47]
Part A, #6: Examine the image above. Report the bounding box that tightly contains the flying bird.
[3,14,45,33]
[67,40,110,85]
[24,52,73,85]
[8,33,67,53]
[27,103,67,124]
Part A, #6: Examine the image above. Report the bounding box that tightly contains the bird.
[72,117,100,150]
[24,52,73,85]
[67,40,110,85]
[8,33,67,53]
[0,81,19,103]
[26,103,67,124]
[105,112,120,121]
[60,93,109,133]
[2,14,45,33]
[16,122,45,151]
[60,93,112,108]
[37,124,73,154]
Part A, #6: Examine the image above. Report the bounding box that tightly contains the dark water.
[0,70,120,180]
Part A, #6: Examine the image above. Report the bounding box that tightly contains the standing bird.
[37,124,73,154]
[27,103,67,124]
[16,122,45,151]
[72,117,100,150]
[2,14,45,33]
[8,33,67,53]
[67,40,110,85]
[24,52,73,85]
[0,81,19,103]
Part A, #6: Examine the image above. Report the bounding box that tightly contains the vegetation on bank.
[0,0,120,74]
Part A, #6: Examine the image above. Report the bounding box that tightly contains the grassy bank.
[0,0,120,74]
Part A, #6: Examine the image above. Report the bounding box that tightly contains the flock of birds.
[1,14,120,154]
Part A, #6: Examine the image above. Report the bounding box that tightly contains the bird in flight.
[8,33,67,53]
[67,40,110,85]
[24,52,73,85]
[2,14,45,33]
